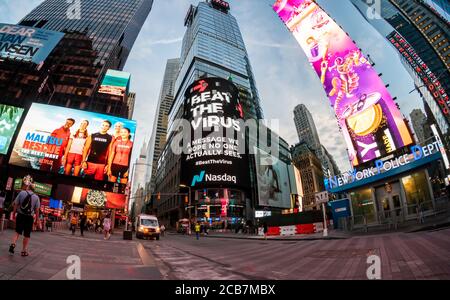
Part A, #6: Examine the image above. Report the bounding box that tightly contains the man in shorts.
[9,176,40,257]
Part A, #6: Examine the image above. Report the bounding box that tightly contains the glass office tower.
[168,0,263,134]
[351,0,450,143]
[19,0,154,71]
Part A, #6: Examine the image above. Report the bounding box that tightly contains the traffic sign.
[315,191,329,205]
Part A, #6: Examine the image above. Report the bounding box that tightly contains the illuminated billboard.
[273,0,413,166]
[0,104,24,155]
[10,103,136,185]
[254,147,292,209]
[0,23,64,64]
[55,184,126,209]
[180,77,250,189]
[98,70,131,97]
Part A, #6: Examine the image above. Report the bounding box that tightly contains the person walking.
[79,213,87,237]
[160,224,165,237]
[70,213,78,235]
[103,214,111,240]
[195,222,201,240]
[8,176,40,257]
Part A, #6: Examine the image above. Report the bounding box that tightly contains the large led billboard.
[180,77,250,189]
[0,23,64,65]
[273,0,413,166]
[98,70,131,97]
[0,104,24,155]
[10,103,136,184]
[55,184,126,209]
[254,147,292,209]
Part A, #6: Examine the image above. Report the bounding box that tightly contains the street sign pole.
[322,202,328,237]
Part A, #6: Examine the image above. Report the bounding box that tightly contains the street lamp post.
[179,184,192,234]
[126,162,152,232]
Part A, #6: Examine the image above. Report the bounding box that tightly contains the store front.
[193,188,246,230]
[349,169,435,225]
[326,140,449,226]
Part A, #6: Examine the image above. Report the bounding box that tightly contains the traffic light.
[157,192,161,201]
[185,196,189,204]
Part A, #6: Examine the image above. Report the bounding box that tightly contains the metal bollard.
[0,214,5,233]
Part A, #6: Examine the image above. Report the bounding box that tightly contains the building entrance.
[375,182,403,222]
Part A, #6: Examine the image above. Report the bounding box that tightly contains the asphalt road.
[1,228,449,280]
[145,229,450,280]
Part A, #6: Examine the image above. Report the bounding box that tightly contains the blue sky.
[1,0,426,173]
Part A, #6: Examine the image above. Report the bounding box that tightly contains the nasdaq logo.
[191,171,206,187]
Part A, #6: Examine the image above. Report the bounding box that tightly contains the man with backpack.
[9,175,40,257]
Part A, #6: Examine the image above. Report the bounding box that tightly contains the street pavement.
[147,229,450,280]
[0,228,162,280]
[1,227,449,280]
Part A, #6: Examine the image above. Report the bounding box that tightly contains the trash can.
[123,230,133,240]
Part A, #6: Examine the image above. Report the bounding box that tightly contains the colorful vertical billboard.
[98,70,131,97]
[273,0,413,166]
[180,77,250,189]
[0,104,24,155]
[0,23,64,64]
[9,103,136,184]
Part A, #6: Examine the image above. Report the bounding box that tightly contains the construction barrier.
[259,220,333,237]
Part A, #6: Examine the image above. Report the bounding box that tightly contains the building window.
[350,188,376,224]
[401,171,433,214]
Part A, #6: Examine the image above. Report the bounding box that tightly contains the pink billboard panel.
[273,0,413,166]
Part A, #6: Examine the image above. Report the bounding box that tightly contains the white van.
[136,214,160,240]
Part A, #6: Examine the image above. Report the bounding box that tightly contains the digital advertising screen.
[273,0,414,167]
[254,147,292,209]
[0,23,64,64]
[9,103,137,185]
[55,184,126,209]
[98,69,131,97]
[180,77,250,189]
[0,104,24,155]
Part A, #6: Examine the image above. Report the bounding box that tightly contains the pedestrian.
[70,213,78,235]
[8,175,40,257]
[45,215,52,232]
[195,222,201,240]
[160,224,165,237]
[79,213,87,236]
[103,213,111,240]
[263,222,268,240]
[95,218,101,233]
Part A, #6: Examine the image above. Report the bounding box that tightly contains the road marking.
[137,242,156,267]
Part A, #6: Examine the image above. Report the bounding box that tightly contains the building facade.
[19,0,153,72]
[352,0,450,139]
[146,58,180,197]
[293,104,339,177]
[291,142,325,211]
[153,0,266,228]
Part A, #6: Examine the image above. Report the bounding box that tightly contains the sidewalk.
[0,229,163,280]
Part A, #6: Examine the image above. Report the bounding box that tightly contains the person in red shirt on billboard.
[40,118,75,173]
[107,128,133,184]
[81,120,113,181]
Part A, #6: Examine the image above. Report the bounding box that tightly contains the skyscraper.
[154,0,265,226]
[147,58,180,195]
[410,109,433,144]
[19,0,154,71]
[293,104,339,176]
[167,0,263,133]
[294,104,321,150]
[0,0,153,117]
[351,0,450,138]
